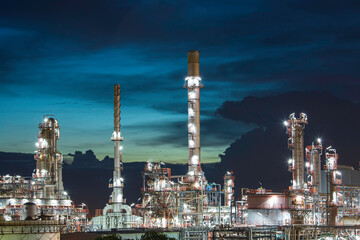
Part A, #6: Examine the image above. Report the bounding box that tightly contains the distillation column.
[305,140,323,225]
[325,148,341,226]
[224,171,235,207]
[286,113,308,190]
[111,84,124,211]
[34,116,64,197]
[185,50,203,178]
[305,141,323,193]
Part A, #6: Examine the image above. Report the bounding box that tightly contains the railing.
[0,220,66,226]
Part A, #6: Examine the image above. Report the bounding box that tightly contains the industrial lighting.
[317,138,321,143]
[283,121,288,126]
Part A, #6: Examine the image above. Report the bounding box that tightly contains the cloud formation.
[217,91,360,193]
[0,0,359,163]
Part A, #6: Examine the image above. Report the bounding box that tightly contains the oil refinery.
[1,51,360,239]
[0,116,88,239]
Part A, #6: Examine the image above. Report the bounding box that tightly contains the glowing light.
[333,192,337,203]
[189,91,197,99]
[188,108,195,117]
[185,76,201,88]
[283,121,288,126]
[188,123,196,134]
[269,196,278,207]
[189,140,195,148]
[191,155,199,165]
[317,138,321,143]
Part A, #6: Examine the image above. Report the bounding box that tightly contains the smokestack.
[185,50,203,178]
[188,50,200,77]
[114,85,120,133]
[111,84,123,209]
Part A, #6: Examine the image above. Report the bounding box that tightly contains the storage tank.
[23,202,37,220]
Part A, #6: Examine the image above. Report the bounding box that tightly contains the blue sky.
[0,0,359,163]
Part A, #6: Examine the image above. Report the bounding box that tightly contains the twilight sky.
[0,0,359,163]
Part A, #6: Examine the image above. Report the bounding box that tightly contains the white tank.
[23,202,37,220]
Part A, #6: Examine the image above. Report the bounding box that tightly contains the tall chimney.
[185,51,203,177]
[111,84,123,210]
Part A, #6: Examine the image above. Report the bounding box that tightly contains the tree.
[140,230,176,240]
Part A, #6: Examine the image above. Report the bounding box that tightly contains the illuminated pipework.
[305,140,323,193]
[111,84,124,208]
[224,171,235,207]
[325,148,342,205]
[325,147,342,226]
[185,50,203,177]
[285,113,308,190]
[34,116,64,196]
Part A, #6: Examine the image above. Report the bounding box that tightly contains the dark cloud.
[217,91,360,194]
[137,115,254,148]
[1,0,358,48]
[1,0,359,103]
[1,0,360,191]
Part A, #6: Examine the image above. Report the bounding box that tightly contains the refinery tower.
[92,85,140,230]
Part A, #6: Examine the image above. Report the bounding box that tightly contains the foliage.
[95,234,122,240]
[140,230,176,240]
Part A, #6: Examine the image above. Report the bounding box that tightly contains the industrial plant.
[1,51,360,239]
[0,116,88,238]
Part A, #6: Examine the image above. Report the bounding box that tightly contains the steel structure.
[136,51,234,229]
[0,116,88,232]
[139,164,234,228]
[305,140,323,194]
[285,113,308,191]
[4,51,360,239]
[185,50,203,180]
[91,85,141,230]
